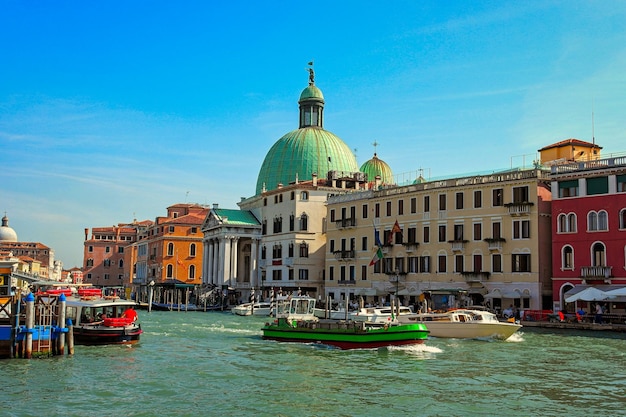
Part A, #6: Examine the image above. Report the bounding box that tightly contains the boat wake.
[504,331,525,343]
[388,343,443,358]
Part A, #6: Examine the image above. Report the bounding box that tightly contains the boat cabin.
[275,296,317,321]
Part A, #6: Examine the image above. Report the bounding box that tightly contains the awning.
[397,289,422,296]
[564,285,626,303]
[485,289,527,299]
[355,288,377,296]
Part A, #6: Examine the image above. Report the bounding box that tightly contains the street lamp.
[148,280,155,313]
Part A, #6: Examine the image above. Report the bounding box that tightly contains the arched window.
[620,209,626,229]
[166,264,173,278]
[568,213,577,232]
[592,242,606,267]
[189,265,195,279]
[558,214,567,233]
[300,213,308,231]
[598,210,608,231]
[119,259,124,268]
[299,242,309,258]
[562,245,573,270]
[190,243,196,257]
[167,242,174,256]
[588,211,598,231]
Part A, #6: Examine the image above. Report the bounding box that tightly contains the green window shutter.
[587,176,608,195]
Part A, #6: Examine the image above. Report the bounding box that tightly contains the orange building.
[133,203,209,288]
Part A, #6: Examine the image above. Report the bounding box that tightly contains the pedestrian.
[595,303,603,324]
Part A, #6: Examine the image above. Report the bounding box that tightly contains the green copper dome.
[255,71,358,195]
[360,153,394,185]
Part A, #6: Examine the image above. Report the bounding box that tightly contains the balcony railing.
[580,265,612,279]
[335,218,356,229]
[461,271,490,283]
[448,240,468,252]
[484,237,505,251]
[402,242,419,252]
[504,202,534,216]
[333,250,355,261]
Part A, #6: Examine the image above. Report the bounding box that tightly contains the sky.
[1,1,625,268]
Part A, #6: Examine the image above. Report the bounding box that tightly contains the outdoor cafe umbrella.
[565,287,613,303]
[605,287,626,297]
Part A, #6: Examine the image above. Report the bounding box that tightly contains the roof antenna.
[591,98,595,146]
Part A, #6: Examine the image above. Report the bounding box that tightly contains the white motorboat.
[400,309,522,340]
[350,305,415,323]
[231,301,272,317]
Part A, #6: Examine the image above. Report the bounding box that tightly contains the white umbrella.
[565,287,613,303]
[605,287,626,297]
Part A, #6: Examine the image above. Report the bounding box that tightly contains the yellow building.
[325,168,553,313]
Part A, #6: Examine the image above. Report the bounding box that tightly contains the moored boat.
[232,301,272,316]
[400,308,522,340]
[63,289,142,345]
[261,296,429,350]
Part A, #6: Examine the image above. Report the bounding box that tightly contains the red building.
[550,149,626,313]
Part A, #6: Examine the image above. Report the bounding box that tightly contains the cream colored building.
[325,168,553,313]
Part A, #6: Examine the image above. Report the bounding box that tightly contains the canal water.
[2,311,625,417]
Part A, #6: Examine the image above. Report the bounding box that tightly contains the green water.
[2,311,625,417]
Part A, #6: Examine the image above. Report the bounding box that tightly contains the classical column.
[205,239,213,285]
[223,237,232,287]
[250,238,258,289]
[231,237,239,283]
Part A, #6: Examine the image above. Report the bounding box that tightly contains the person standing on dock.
[595,303,604,324]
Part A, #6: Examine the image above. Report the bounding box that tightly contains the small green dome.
[256,127,359,194]
[360,153,394,185]
[299,85,324,102]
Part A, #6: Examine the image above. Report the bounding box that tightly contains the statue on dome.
[307,61,315,85]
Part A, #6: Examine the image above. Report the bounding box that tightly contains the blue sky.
[1,1,625,268]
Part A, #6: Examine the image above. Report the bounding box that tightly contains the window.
[299,242,309,258]
[587,177,609,195]
[330,209,336,222]
[493,188,503,206]
[166,264,173,278]
[375,203,380,218]
[105,246,111,253]
[438,255,447,273]
[492,222,501,239]
[329,266,334,281]
[424,196,430,212]
[289,214,295,231]
[423,226,430,243]
[453,224,464,240]
[558,213,577,233]
[513,220,530,239]
[261,246,266,260]
[86,258,94,267]
[190,243,196,257]
[288,243,294,257]
[167,243,174,256]
[492,254,502,273]
[262,220,267,235]
[512,254,531,272]
[620,209,626,229]
[473,254,482,272]
[455,192,463,210]
[300,213,308,231]
[362,204,368,219]
[298,269,309,280]
[410,197,417,213]
[273,216,283,233]
[592,242,606,267]
[618,174,626,192]
[407,227,417,243]
[419,256,430,273]
[438,225,446,242]
[562,246,573,270]
[439,194,446,211]
[455,255,464,273]
[361,265,367,281]
[386,201,392,217]
[513,186,529,203]
[300,191,309,200]
[558,180,579,198]
[329,240,335,253]
[474,190,482,208]
[588,211,608,231]
[290,191,295,200]
[189,265,196,279]
[118,246,124,253]
[191,227,197,234]
[272,270,282,281]
[473,223,482,241]
[398,199,404,215]
[408,257,418,273]
[272,244,282,259]
[362,236,368,251]
[88,245,93,253]
[169,226,175,233]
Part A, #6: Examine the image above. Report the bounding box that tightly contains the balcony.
[402,242,419,252]
[335,218,356,229]
[338,279,356,286]
[333,250,355,261]
[461,271,490,283]
[504,202,534,216]
[448,240,468,252]
[580,266,612,283]
[484,237,506,251]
